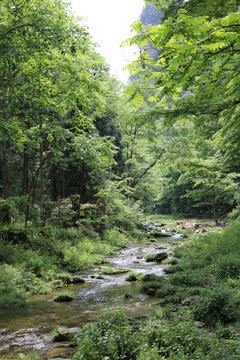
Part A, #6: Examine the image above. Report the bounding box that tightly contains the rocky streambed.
[0,228,183,359]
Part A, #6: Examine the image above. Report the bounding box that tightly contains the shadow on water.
[0,233,182,358]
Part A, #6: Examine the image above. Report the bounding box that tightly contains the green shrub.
[169,270,203,287]
[73,312,140,360]
[0,354,40,360]
[215,255,240,279]
[62,237,113,271]
[164,264,183,274]
[103,228,129,247]
[141,278,167,293]
[142,274,163,282]
[156,283,176,298]
[139,318,240,359]
[0,265,27,307]
[193,286,239,326]
[56,272,73,283]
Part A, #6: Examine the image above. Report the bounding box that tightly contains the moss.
[53,291,74,302]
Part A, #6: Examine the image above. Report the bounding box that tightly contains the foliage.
[0,265,27,307]
[192,286,239,326]
[0,355,40,360]
[73,312,140,360]
[122,0,240,218]
[138,318,240,359]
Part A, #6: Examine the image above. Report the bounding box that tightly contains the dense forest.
[1,0,240,359]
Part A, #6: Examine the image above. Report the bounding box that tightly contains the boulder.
[71,276,85,284]
[126,274,137,282]
[154,252,168,262]
[181,295,199,306]
[53,292,74,302]
[9,343,21,349]
[97,275,104,279]
[150,231,171,238]
[101,267,128,275]
[124,293,132,298]
[53,327,80,342]
[146,288,156,296]
[178,315,187,321]
[146,252,168,263]
[194,321,205,328]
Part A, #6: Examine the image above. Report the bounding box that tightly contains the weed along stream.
[0,231,182,359]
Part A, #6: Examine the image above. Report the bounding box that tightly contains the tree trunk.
[0,141,9,199]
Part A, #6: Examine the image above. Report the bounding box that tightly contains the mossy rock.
[147,288,156,296]
[162,257,178,265]
[71,276,85,283]
[53,292,74,302]
[53,326,80,341]
[145,252,168,263]
[126,273,138,281]
[101,266,128,275]
[149,231,172,238]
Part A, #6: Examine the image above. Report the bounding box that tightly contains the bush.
[164,264,183,274]
[103,228,129,247]
[73,312,140,360]
[139,318,240,359]
[0,355,40,360]
[156,283,176,298]
[169,270,204,287]
[215,255,240,279]
[142,274,163,282]
[62,237,113,271]
[193,286,239,326]
[0,265,27,307]
[141,278,167,293]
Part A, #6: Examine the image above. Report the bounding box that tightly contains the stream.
[0,231,182,359]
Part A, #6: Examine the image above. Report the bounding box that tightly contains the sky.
[70,0,145,83]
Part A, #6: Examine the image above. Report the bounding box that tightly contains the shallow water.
[0,234,182,358]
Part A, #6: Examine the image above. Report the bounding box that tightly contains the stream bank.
[0,225,183,359]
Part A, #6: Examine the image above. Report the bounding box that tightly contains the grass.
[71,220,240,359]
[72,310,240,360]
[0,224,140,308]
[0,355,39,360]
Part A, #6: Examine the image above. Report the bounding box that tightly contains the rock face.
[53,327,80,342]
